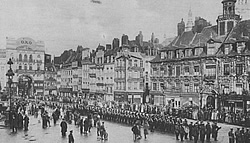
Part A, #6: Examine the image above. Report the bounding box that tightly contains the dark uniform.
[228,128,235,143]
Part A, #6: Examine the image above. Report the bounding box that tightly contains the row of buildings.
[1,0,250,110]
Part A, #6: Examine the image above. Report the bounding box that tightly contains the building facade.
[5,37,45,96]
[0,49,7,92]
[150,0,250,111]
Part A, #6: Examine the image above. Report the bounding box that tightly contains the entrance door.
[18,75,32,97]
[206,95,215,109]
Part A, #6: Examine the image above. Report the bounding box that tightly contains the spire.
[186,7,193,31]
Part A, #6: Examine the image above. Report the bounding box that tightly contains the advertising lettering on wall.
[16,37,36,48]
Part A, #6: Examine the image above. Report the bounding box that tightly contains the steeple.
[186,8,193,31]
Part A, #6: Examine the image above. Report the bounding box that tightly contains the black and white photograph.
[0,0,250,143]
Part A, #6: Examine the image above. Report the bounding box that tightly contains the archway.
[206,95,215,109]
[18,75,33,98]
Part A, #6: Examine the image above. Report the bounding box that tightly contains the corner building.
[5,37,45,96]
[150,0,250,111]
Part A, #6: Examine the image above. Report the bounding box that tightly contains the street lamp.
[6,58,14,127]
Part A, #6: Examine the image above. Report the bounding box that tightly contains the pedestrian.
[199,123,206,143]
[192,123,199,143]
[212,122,221,141]
[228,128,235,143]
[179,123,185,141]
[100,122,106,140]
[188,122,193,140]
[205,122,212,141]
[143,120,149,139]
[60,118,68,137]
[175,123,180,140]
[235,128,241,143]
[96,119,101,137]
[23,114,29,131]
[68,130,74,143]
[79,117,83,134]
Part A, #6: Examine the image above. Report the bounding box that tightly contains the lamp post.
[6,58,14,127]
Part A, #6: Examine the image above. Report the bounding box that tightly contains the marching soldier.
[205,122,212,141]
[212,122,221,141]
[228,128,235,143]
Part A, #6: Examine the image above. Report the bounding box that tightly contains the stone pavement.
[0,114,245,143]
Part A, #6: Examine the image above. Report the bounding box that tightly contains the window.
[29,55,33,62]
[134,82,138,90]
[224,86,229,94]
[134,60,138,67]
[107,67,109,70]
[160,83,164,91]
[184,66,190,75]
[176,66,181,77]
[194,66,199,75]
[205,65,216,78]
[128,82,131,89]
[140,60,143,67]
[140,82,143,90]
[19,64,22,70]
[24,54,28,62]
[236,64,244,75]
[110,87,112,93]
[19,54,22,61]
[153,83,157,91]
[224,64,230,76]
[140,72,143,78]
[24,64,27,70]
[29,65,32,70]
[184,84,190,92]
[236,84,242,94]
[129,59,132,67]
[168,66,172,76]
[194,83,199,93]
[207,46,216,55]
[37,64,40,70]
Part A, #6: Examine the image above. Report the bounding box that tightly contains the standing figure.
[188,122,193,140]
[23,114,29,131]
[192,123,199,143]
[212,122,221,141]
[79,117,83,134]
[235,128,240,143]
[206,122,212,141]
[60,118,68,137]
[175,123,180,140]
[68,130,74,143]
[143,120,149,139]
[228,128,235,143]
[200,123,206,143]
[83,118,89,134]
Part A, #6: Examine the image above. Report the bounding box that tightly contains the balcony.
[217,14,241,21]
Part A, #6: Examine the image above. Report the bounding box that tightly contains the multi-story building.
[150,0,250,111]
[56,47,83,97]
[0,49,7,92]
[104,44,115,101]
[114,32,161,103]
[5,37,45,96]
[44,54,57,96]
[82,48,92,98]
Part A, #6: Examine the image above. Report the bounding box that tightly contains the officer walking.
[228,128,235,143]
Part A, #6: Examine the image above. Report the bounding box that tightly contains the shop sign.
[17,37,36,48]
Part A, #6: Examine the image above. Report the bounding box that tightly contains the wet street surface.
[0,115,242,143]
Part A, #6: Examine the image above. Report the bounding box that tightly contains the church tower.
[185,8,193,31]
[217,0,241,36]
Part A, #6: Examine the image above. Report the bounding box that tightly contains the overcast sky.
[0,0,223,56]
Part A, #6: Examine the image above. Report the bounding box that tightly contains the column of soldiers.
[79,105,222,143]
[228,127,250,143]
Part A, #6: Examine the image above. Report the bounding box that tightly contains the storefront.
[59,87,72,96]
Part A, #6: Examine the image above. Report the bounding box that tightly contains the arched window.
[29,55,33,62]
[24,64,27,70]
[24,54,28,62]
[37,64,40,70]
[19,54,22,61]
[29,65,32,70]
[19,64,22,70]
[37,54,41,58]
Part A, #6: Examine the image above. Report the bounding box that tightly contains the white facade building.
[5,37,45,96]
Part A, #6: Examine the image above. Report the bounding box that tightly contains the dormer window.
[160,52,165,59]
[176,50,180,58]
[207,45,216,55]
[237,42,245,54]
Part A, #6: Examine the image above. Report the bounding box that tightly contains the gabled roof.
[174,31,195,47]
[224,20,250,43]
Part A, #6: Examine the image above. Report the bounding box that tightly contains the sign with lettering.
[16,37,36,49]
